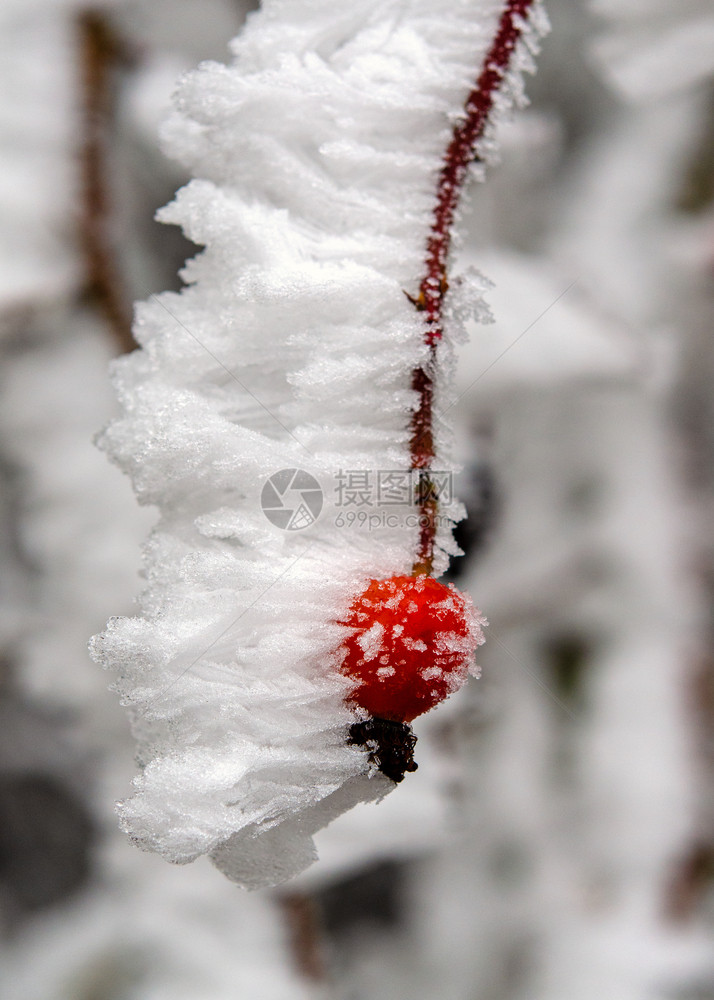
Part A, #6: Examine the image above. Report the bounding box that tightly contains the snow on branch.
[91,0,548,889]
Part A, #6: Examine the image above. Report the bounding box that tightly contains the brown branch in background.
[664,839,714,923]
[663,637,714,922]
[409,0,537,575]
[77,10,135,353]
[279,892,329,985]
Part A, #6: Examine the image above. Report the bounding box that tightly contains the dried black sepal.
[348,718,418,784]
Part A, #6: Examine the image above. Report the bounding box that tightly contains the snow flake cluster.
[91,0,547,888]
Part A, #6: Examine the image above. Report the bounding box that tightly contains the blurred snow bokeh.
[1,0,714,997]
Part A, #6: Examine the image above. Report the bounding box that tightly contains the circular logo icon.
[261,468,323,531]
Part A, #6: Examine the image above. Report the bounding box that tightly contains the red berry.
[338,575,486,723]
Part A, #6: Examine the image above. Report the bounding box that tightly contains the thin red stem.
[410,0,536,575]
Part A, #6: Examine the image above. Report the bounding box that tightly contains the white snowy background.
[1,1,714,998]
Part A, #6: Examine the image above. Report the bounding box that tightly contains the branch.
[410,0,540,575]
[77,10,135,353]
[279,892,329,985]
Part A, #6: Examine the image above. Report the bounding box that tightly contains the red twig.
[410,0,536,575]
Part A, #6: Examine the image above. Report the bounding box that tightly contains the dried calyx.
[348,718,418,784]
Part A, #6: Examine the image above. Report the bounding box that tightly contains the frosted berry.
[338,575,486,723]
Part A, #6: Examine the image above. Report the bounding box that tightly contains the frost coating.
[91,0,547,888]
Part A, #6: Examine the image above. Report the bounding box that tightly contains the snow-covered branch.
[91,0,547,888]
